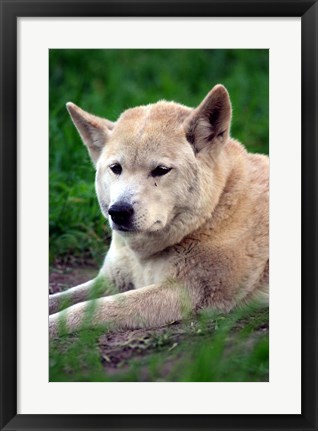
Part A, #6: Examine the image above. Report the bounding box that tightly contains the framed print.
[0,0,317,430]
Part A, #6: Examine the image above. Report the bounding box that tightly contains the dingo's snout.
[108,202,134,229]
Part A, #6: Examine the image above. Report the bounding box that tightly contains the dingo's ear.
[66,102,114,165]
[185,84,232,153]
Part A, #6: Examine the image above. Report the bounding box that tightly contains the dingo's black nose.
[108,203,134,227]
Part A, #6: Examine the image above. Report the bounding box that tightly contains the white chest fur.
[102,232,170,290]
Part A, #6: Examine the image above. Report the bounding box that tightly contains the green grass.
[49,49,269,263]
[49,304,269,382]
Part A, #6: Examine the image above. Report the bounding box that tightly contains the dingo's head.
[67,85,232,249]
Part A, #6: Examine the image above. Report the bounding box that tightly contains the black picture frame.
[0,1,317,430]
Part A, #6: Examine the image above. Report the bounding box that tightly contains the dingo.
[49,84,269,337]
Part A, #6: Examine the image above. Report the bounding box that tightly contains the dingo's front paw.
[49,315,58,338]
[49,294,60,315]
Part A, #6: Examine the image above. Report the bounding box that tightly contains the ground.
[49,262,269,382]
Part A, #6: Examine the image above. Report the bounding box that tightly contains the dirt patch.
[49,261,98,294]
[98,322,189,373]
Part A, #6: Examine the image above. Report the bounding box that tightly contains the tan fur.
[49,84,269,338]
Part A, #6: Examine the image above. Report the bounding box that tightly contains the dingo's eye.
[110,163,122,175]
[151,166,172,177]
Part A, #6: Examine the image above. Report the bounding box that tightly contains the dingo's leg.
[49,282,193,338]
[49,276,118,315]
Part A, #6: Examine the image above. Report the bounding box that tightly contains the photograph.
[1,0,317,429]
[49,48,269,382]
